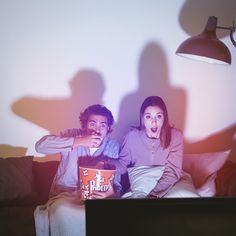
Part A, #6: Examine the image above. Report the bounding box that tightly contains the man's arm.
[35,135,74,154]
[35,128,104,154]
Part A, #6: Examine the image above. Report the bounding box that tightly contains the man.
[34,104,120,236]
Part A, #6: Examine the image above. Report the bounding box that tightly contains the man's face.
[86,114,109,140]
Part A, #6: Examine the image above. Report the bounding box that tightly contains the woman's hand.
[147,192,159,199]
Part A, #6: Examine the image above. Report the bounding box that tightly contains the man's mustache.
[88,130,102,136]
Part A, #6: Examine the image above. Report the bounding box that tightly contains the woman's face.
[142,105,164,139]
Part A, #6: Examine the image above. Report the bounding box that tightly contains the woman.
[115,96,199,198]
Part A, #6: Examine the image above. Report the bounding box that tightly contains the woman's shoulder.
[170,127,183,141]
[127,128,142,138]
[124,128,145,145]
[118,128,141,145]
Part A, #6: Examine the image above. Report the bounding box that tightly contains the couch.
[0,156,59,236]
[0,152,236,236]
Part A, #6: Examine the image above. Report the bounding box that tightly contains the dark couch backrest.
[32,161,59,204]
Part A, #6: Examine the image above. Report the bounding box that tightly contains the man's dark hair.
[79,104,114,132]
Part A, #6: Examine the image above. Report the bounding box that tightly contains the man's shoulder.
[105,136,120,147]
[102,137,120,158]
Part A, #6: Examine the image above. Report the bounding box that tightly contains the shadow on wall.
[179,0,236,155]
[112,41,236,156]
[184,124,236,154]
[179,0,236,38]
[184,124,236,162]
[112,42,187,143]
[0,144,27,158]
[12,70,105,135]
[9,44,236,157]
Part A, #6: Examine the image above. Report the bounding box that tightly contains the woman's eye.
[157,114,163,120]
[145,115,151,119]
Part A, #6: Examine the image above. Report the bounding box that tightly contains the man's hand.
[90,181,115,199]
[73,132,103,148]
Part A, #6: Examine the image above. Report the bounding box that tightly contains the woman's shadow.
[112,42,187,144]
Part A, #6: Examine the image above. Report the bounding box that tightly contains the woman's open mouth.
[151,127,158,133]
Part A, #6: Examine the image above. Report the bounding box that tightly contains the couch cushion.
[182,151,229,197]
[216,161,236,196]
[0,156,34,201]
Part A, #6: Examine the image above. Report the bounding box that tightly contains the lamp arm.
[216,21,236,48]
[230,28,236,47]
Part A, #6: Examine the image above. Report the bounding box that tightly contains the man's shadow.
[112,42,187,144]
[12,70,105,135]
[12,70,105,159]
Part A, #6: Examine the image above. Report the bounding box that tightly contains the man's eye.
[101,124,108,129]
[89,122,95,127]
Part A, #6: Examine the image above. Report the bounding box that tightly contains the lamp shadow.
[112,42,187,144]
[184,124,236,152]
[179,0,236,38]
[184,124,236,163]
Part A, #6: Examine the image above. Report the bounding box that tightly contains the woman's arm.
[109,132,133,174]
[148,129,183,198]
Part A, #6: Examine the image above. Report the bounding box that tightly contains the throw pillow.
[0,156,33,201]
[121,166,165,198]
[33,160,59,204]
[182,151,229,197]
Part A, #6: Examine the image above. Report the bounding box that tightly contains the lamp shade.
[176,16,231,64]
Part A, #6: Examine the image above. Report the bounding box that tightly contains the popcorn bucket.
[79,165,116,200]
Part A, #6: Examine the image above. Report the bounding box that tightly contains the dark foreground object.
[86,197,236,236]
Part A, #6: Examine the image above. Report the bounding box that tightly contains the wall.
[0,0,236,159]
